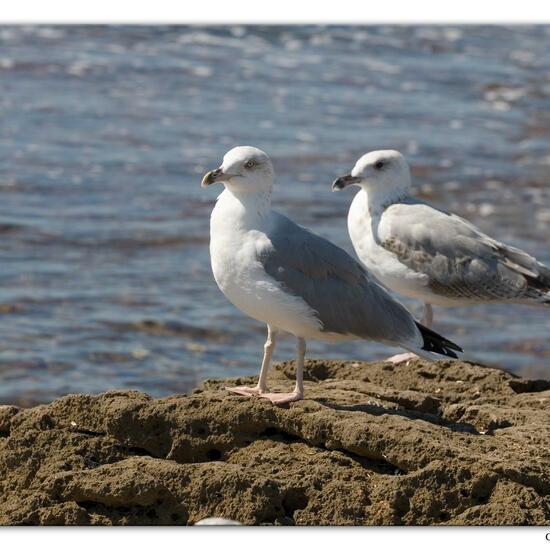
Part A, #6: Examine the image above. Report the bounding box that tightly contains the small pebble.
[195,517,242,526]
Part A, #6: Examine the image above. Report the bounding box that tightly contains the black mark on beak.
[332,174,361,191]
[201,168,223,187]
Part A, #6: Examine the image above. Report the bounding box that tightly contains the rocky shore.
[0,358,549,525]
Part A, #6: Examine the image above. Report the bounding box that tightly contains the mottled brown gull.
[333,149,550,364]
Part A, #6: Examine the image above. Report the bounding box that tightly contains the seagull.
[333,149,550,364]
[201,146,462,404]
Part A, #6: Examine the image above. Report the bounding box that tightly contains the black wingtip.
[416,322,463,359]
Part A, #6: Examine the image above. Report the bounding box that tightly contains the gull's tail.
[526,261,550,306]
[414,322,463,360]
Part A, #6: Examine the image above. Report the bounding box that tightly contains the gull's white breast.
[347,189,431,301]
[209,191,322,338]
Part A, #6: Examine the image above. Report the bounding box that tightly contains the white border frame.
[1,0,550,24]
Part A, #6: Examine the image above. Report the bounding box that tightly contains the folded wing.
[259,212,421,346]
[379,201,550,305]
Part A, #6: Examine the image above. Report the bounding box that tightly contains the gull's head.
[201,146,274,194]
[332,150,411,194]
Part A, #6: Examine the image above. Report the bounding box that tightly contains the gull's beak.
[332,174,362,191]
[201,167,224,187]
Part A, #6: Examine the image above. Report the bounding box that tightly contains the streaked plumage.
[334,149,549,361]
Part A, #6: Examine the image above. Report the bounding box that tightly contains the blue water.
[0,25,549,405]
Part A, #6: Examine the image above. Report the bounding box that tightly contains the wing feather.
[259,212,419,345]
[379,201,549,303]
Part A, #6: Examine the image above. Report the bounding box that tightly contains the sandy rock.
[0,359,548,525]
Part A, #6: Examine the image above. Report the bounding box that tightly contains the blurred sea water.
[0,25,549,405]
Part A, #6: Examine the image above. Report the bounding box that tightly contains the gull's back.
[373,196,550,307]
[260,210,421,346]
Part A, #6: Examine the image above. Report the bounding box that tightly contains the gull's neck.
[361,185,410,216]
[215,188,272,231]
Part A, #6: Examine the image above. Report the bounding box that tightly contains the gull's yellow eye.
[244,160,256,169]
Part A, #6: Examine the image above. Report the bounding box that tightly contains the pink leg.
[226,326,276,397]
[385,352,419,365]
[385,303,433,364]
[258,337,305,405]
[421,303,434,329]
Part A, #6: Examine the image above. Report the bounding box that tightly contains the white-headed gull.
[333,149,549,363]
[201,146,462,404]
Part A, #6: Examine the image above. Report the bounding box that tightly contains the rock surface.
[0,358,549,526]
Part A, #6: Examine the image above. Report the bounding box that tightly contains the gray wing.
[259,211,419,345]
[380,200,550,304]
